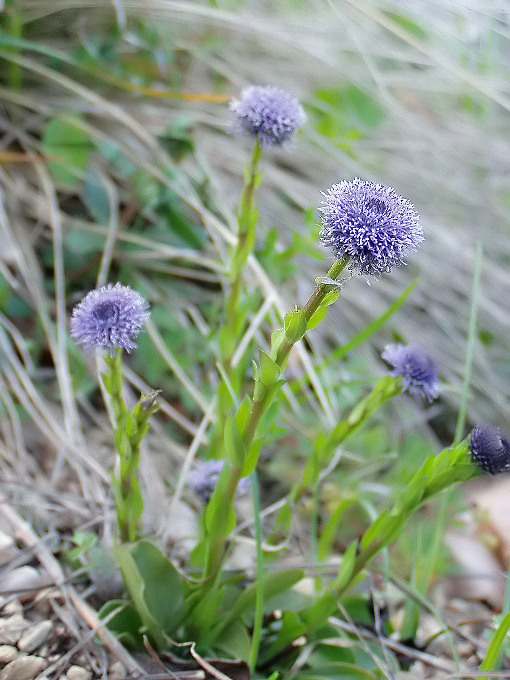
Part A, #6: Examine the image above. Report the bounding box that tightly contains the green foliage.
[306,290,338,331]
[256,212,323,283]
[62,530,98,571]
[480,612,510,678]
[99,601,144,648]
[309,84,385,154]
[116,540,184,647]
[42,116,92,185]
[328,278,419,363]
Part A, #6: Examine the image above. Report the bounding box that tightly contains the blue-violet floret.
[469,425,510,475]
[230,85,305,146]
[189,459,250,502]
[382,343,439,402]
[71,283,149,353]
[319,178,422,275]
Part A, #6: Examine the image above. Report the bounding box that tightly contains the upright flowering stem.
[209,140,263,469]
[297,439,479,638]
[103,351,159,543]
[202,257,349,586]
[222,138,262,370]
[71,283,154,544]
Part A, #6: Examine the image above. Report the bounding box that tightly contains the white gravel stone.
[108,660,127,678]
[0,646,18,664]
[0,655,46,680]
[17,621,52,653]
[0,567,44,594]
[66,666,92,680]
[0,615,27,645]
[2,600,22,616]
[0,534,17,567]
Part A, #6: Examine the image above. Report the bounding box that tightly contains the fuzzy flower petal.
[382,343,439,402]
[71,283,149,353]
[319,178,423,275]
[189,459,250,502]
[469,425,510,475]
[230,85,305,146]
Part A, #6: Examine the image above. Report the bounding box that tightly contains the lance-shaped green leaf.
[224,415,246,468]
[116,540,184,648]
[306,290,339,330]
[284,308,307,343]
[204,464,237,536]
[331,541,358,592]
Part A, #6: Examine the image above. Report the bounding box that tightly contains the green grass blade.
[454,242,483,444]
[330,278,419,363]
[480,611,510,678]
[249,469,265,672]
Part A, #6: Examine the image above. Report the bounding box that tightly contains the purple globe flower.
[230,85,306,146]
[469,425,510,475]
[71,283,149,353]
[382,343,439,402]
[189,459,250,502]
[319,178,423,275]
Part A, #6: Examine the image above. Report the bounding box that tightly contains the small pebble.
[66,666,92,680]
[0,646,18,664]
[0,655,46,680]
[0,567,44,595]
[17,621,52,653]
[33,596,51,616]
[0,615,27,645]
[2,600,22,617]
[109,660,126,679]
[0,534,17,567]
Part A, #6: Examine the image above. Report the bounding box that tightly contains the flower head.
[382,343,439,402]
[469,425,510,475]
[189,459,250,502]
[71,283,149,353]
[319,178,423,275]
[230,85,305,146]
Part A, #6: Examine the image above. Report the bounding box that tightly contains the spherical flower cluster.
[189,459,250,502]
[469,425,510,475]
[319,178,423,275]
[230,85,306,146]
[71,283,149,353]
[382,343,439,402]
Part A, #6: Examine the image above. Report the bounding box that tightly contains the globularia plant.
[71,283,157,544]
[69,84,509,675]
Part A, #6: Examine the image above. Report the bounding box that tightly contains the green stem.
[209,141,263,463]
[202,258,349,587]
[454,242,483,444]
[103,351,158,544]
[243,258,349,454]
[274,258,348,369]
[203,464,243,582]
[249,470,265,671]
[222,139,263,369]
[310,476,321,592]
[301,439,477,635]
